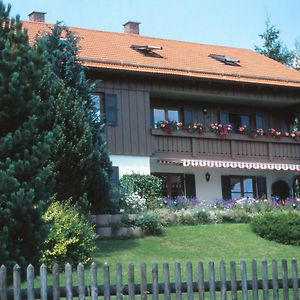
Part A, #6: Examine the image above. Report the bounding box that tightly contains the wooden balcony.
[151,129,300,163]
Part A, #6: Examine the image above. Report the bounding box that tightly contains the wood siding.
[94,77,300,162]
[152,130,300,163]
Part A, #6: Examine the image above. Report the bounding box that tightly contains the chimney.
[123,21,140,34]
[28,11,46,22]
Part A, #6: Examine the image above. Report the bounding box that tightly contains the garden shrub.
[217,209,252,223]
[41,200,97,268]
[135,213,163,236]
[194,210,212,224]
[152,209,178,226]
[176,210,198,225]
[121,192,147,213]
[120,174,162,200]
[251,211,300,245]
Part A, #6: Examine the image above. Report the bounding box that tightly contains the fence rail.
[0,259,299,300]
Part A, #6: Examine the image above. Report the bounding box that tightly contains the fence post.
[186,261,193,300]
[261,259,269,300]
[163,263,171,300]
[175,262,182,300]
[103,263,110,300]
[291,259,299,300]
[13,265,21,300]
[251,260,258,300]
[152,263,159,300]
[65,263,73,300]
[0,265,7,300]
[26,264,34,300]
[140,262,147,300]
[90,262,98,300]
[40,264,47,300]
[220,260,227,300]
[128,263,135,300]
[208,261,216,300]
[52,263,60,300]
[272,260,279,300]
[240,260,248,300]
[116,263,123,300]
[281,259,288,300]
[77,263,85,300]
[197,262,205,300]
[230,261,237,300]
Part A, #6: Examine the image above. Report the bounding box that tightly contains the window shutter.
[184,108,193,125]
[256,176,267,198]
[185,174,196,198]
[105,94,118,126]
[256,114,265,129]
[220,111,229,124]
[110,166,119,187]
[221,175,231,200]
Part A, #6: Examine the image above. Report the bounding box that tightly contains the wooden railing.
[151,129,300,163]
[1,259,299,299]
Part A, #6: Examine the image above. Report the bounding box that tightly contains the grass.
[95,223,300,265]
[20,223,300,291]
[93,223,300,284]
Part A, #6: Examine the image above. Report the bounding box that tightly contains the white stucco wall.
[110,155,150,177]
[150,159,298,205]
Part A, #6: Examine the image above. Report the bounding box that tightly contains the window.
[90,93,118,126]
[230,177,254,199]
[222,175,267,200]
[91,94,104,120]
[228,113,250,130]
[220,111,266,131]
[152,108,181,127]
[152,173,195,198]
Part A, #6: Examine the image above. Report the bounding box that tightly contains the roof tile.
[22,20,300,87]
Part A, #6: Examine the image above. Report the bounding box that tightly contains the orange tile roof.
[23,20,300,88]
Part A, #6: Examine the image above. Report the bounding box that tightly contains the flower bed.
[156,121,300,142]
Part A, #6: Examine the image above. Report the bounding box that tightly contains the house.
[24,12,300,204]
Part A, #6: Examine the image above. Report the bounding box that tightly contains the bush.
[251,211,300,245]
[120,174,162,200]
[121,192,147,213]
[176,210,198,225]
[175,209,212,225]
[194,210,212,224]
[41,200,97,268]
[216,209,252,223]
[152,209,178,226]
[135,213,163,236]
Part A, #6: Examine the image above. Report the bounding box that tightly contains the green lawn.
[93,223,300,283]
[95,223,299,263]
[20,223,300,290]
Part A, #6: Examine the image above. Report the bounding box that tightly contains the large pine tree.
[36,24,114,213]
[255,18,294,66]
[0,2,54,269]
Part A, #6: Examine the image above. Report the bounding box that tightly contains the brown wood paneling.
[113,89,123,154]
[121,88,131,154]
[129,90,139,154]
[136,90,147,155]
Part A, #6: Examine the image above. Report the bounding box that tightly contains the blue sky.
[6,0,300,50]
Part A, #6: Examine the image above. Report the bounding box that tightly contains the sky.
[5,0,300,51]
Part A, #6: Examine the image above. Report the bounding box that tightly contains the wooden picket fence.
[0,259,299,300]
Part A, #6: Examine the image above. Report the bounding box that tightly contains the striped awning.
[182,159,300,171]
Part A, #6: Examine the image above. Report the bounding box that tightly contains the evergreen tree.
[255,18,294,65]
[0,2,54,270]
[36,24,114,213]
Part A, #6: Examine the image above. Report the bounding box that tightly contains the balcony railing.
[151,129,300,163]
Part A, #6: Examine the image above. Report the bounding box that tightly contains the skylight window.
[131,44,163,58]
[209,54,240,66]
